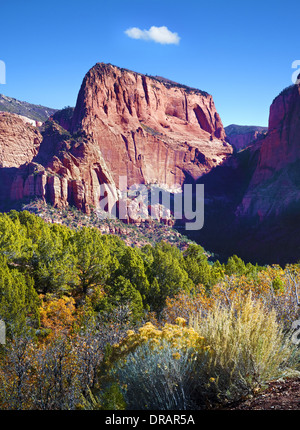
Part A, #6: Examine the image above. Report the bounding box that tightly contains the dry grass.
[191,294,300,405]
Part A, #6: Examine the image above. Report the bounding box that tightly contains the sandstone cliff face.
[69,63,232,189]
[237,83,300,219]
[8,121,117,214]
[185,81,300,265]
[0,112,42,168]
[0,63,232,214]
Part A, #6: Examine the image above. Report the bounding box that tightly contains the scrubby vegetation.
[0,210,299,410]
[23,200,194,249]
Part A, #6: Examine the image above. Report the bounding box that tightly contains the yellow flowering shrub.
[106,318,210,410]
[109,318,209,365]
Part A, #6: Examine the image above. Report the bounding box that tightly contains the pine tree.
[0,256,40,336]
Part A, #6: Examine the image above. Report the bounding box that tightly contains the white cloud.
[125,26,180,45]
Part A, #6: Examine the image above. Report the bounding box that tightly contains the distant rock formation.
[225,124,267,152]
[0,94,57,122]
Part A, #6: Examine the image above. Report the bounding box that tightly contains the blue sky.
[0,0,299,127]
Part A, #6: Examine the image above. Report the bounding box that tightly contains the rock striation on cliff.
[0,112,42,168]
